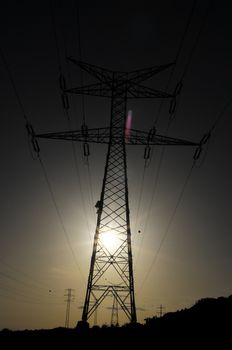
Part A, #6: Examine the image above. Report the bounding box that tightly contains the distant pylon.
[157,304,165,318]
[64,288,75,328]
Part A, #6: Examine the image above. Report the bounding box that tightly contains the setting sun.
[100,230,119,251]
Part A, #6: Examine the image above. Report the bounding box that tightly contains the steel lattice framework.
[34,59,202,324]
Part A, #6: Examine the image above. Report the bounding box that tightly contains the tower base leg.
[76,320,89,330]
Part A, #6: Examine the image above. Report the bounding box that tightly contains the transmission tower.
[64,288,75,328]
[30,58,206,325]
[157,304,165,318]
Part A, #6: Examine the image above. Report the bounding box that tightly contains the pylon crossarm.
[36,127,199,146]
[35,127,110,143]
[127,62,175,84]
[67,57,113,84]
[66,80,173,99]
[65,82,112,97]
[93,285,128,292]
[127,82,173,99]
[67,58,175,87]
[128,129,200,146]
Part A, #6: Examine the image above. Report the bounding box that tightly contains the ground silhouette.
[1,294,231,349]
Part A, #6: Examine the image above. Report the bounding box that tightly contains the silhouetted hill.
[1,295,231,348]
[144,294,231,345]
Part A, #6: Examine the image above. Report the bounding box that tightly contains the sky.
[0,0,232,329]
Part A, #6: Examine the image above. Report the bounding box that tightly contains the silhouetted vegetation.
[1,295,231,348]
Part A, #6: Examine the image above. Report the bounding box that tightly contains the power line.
[71,140,93,241]
[133,147,157,241]
[0,270,52,297]
[153,0,212,130]
[74,0,95,218]
[173,0,198,69]
[133,166,149,267]
[74,0,95,217]
[137,1,212,266]
[0,38,86,283]
[153,0,197,126]
[0,290,63,306]
[137,91,231,294]
[75,0,86,124]
[85,159,96,221]
[1,38,87,279]
[196,96,232,167]
[134,0,196,255]
[138,161,196,293]
[37,155,86,285]
[180,0,213,81]
[0,282,61,303]
[209,97,232,133]
[0,257,51,291]
[50,0,62,74]
[135,124,171,267]
[1,46,86,286]
[75,0,83,61]
[65,46,94,240]
[0,47,27,122]
[0,257,65,300]
[50,2,93,241]
[134,165,146,235]
[138,1,200,260]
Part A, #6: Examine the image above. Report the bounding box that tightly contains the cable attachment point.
[59,73,66,91]
[169,97,176,115]
[174,80,183,97]
[200,131,211,145]
[147,127,156,143]
[193,146,202,161]
[169,80,183,122]
[193,131,211,162]
[59,73,70,110]
[25,122,40,154]
[31,137,40,154]
[143,127,155,161]
[61,92,70,110]
[81,123,89,138]
[26,122,35,137]
[144,145,151,160]
[83,142,90,157]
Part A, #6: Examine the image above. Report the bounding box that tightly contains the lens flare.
[125,110,132,143]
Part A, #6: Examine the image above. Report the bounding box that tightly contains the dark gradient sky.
[0,0,232,329]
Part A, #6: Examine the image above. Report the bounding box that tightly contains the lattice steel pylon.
[34,58,203,325]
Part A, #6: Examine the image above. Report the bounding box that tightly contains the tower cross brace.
[33,59,203,325]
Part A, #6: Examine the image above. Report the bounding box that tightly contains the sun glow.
[100,230,118,250]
